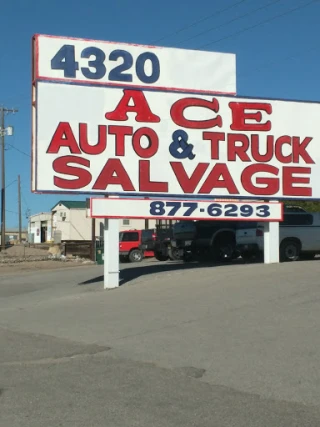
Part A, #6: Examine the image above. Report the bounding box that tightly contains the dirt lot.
[0,245,49,259]
[0,245,95,274]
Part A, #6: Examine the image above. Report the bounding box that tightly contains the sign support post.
[263,222,280,264]
[263,199,280,264]
[103,218,120,289]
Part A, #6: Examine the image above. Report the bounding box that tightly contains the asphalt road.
[1,258,320,426]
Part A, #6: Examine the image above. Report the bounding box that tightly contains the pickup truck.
[236,207,320,262]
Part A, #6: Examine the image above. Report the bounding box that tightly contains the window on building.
[122,219,130,226]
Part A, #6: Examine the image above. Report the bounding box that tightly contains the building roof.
[29,212,51,219]
[51,200,87,211]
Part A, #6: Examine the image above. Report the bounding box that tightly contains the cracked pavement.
[1,259,320,426]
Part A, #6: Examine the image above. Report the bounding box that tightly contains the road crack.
[0,348,111,367]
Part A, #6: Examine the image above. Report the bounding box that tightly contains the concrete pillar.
[103,218,120,289]
[264,221,280,264]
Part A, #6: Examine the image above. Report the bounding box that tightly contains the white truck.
[236,207,320,262]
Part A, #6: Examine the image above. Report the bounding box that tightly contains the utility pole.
[0,108,4,250]
[18,174,22,243]
[0,107,18,250]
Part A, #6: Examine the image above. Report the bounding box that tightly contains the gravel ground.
[0,245,95,272]
[0,245,49,258]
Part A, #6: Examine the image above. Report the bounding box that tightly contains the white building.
[29,200,157,242]
[28,212,52,243]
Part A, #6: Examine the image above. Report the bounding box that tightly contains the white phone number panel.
[90,198,283,221]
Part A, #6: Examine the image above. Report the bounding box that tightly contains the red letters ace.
[46,91,314,198]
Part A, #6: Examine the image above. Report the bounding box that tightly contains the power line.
[5,143,30,158]
[152,0,249,43]
[5,179,17,189]
[238,42,320,78]
[4,133,15,152]
[176,0,282,46]
[198,0,318,49]
[6,209,18,215]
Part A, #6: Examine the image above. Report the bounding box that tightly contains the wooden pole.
[18,175,22,242]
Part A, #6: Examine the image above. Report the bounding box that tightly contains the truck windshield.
[119,232,139,241]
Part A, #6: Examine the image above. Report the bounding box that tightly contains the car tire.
[232,249,241,260]
[182,252,193,262]
[168,247,182,261]
[280,239,300,262]
[212,234,236,262]
[154,251,168,262]
[129,249,143,263]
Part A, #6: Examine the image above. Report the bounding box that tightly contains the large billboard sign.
[33,81,320,200]
[90,198,283,222]
[33,34,236,95]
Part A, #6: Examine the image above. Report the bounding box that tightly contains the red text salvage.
[45,90,315,197]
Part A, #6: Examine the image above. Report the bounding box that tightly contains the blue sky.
[1,0,319,228]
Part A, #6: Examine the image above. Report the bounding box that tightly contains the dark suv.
[139,225,173,261]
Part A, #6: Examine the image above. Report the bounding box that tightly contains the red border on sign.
[33,34,236,96]
[89,197,284,222]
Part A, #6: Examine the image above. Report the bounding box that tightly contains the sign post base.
[103,218,120,289]
[263,221,280,264]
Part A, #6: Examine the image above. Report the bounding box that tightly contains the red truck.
[119,229,156,262]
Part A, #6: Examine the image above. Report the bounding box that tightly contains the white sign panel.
[90,198,283,222]
[33,34,236,95]
[33,81,320,200]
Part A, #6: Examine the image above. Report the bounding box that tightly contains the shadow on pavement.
[78,258,245,287]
